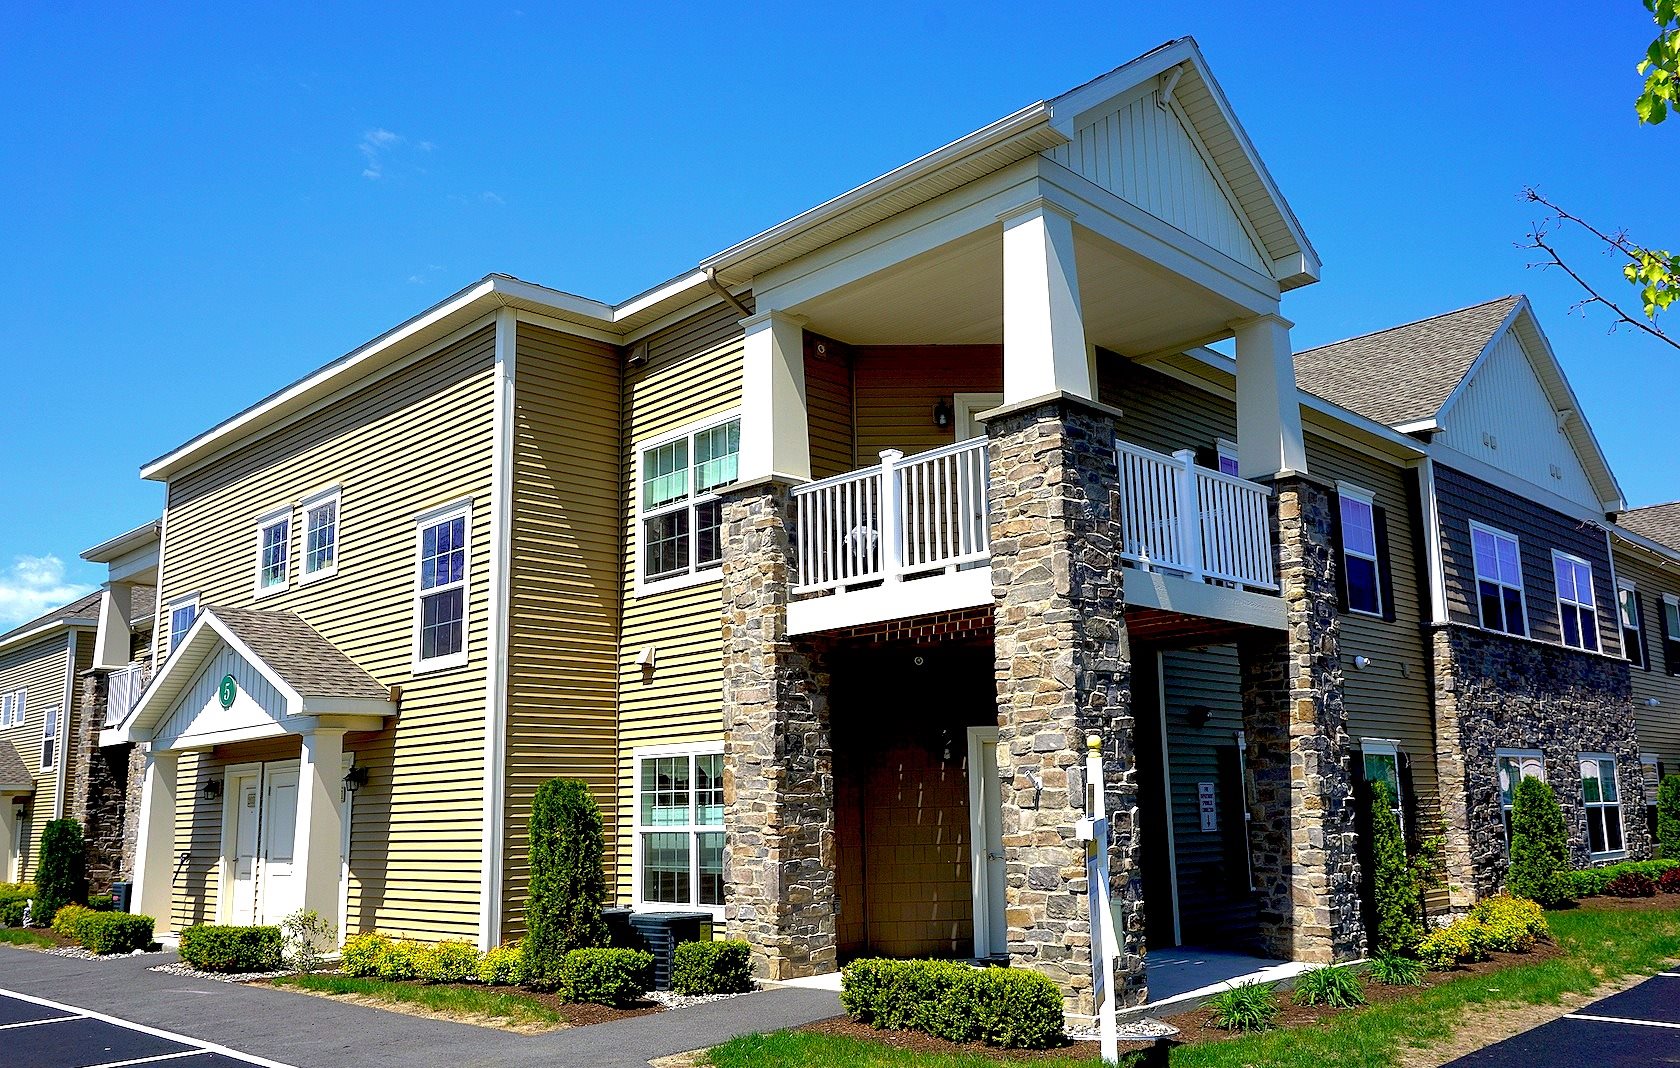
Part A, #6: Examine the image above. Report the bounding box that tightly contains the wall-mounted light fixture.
[342,765,370,796]
[1353,655,1372,670]
[1647,697,1663,708]
[1186,704,1212,729]
[201,778,223,802]
[933,398,954,430]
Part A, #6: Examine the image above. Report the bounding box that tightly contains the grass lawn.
[705,904,1680,1068]
[271,973,564,1030]
[0,928,59,949]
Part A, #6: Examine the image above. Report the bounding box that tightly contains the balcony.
[105,662,149,728]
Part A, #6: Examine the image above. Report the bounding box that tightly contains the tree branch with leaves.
[1521,188,1678,351]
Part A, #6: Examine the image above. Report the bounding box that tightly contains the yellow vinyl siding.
[1614,545,1680,774]
[500,324,623,939]
[616,313,743,903]
[153,325,497,941]
[0,630,81,880]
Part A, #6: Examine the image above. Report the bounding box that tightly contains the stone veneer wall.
[1237,476,1365,963]
[1433,623,1645,905]
[985,396,1143,1015]
[719,481,838,980]
[70,668,140,894]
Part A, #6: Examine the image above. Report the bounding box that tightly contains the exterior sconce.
[201,778,223,802]
[933,398,954,430]
[1647,697,1663,708]
[1186,704,1212,729]
[1353,655,1372,670]
[342,765,369,795]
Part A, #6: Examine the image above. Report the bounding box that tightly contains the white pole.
[1084,734,1119,1064]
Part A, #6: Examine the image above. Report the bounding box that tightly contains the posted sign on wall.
[1198,782,1217,832]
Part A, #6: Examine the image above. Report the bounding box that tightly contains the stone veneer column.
[1430,628,1481,910]
[719,480,838,980]
[1237,475,1365,963]
[986,395,1143,1017]
[70,668,136,895]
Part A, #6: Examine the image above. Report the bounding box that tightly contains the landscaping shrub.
[416,939,483,983]
[478,943,525,986]
[1367,953,1427,986]
[672,939,753,996]
[340,932,393,977]
[51,904,96,942]
[1658,775,1680,860]
[1417,917,1489,970]
[556,947,653,1007]
[1368,781,1423,955]
[840,959,1065,1049]
[1507,777,1571,907]
[73,911,154,954]
[1292,964,1366,1007]
[1560,859,1678,897]
[522,779,609,991]
[1207,981,1279,1032]
[1659,867,1680,894]
[280,908,334,974]
[34,819,86,921]
[1605,871,1658,897]
[968,969,1066,1050]
[87,894,115,912]
[374,939,423,981]
[179,925,282,973]
[0,900,23,927]
[1468,894,1549,952]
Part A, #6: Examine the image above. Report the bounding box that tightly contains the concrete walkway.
[0,945,842,1068]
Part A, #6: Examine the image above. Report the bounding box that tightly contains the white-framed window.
[1,688,25,729]
[1552,551,1599,652]
[1471,522,1527,636]
[414,500,470,671]
[637,415,740,592]
[1664,595,1680,676]
[1338,483,1383,617]
[1216,438,1241,478]
[1496,748,1546,851]
[633,744,725,914]
[1579,754,1626,858]
[300,486,341,583]
[39,706,58,770]
[1618,580,1645,668]
[166,593,199,658]
[1361,740,1404,822]
[253,507,291,597]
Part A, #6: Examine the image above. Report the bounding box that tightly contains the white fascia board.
[296,697,396,717]
[0,618,96,659]
[120,608,305,741]
[1610,526,1680,574]
[1048,39,1193,130]
[80,520,161,564]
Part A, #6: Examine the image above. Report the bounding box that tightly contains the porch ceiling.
[786,225,1253,356]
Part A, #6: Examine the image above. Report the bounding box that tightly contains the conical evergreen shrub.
[1369,781,1423,955]
[521,779,609,991]
[35,819,87,922]
[1657,775,1680,860]
[1506,776,1571,907]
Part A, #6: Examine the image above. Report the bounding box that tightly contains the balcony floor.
[786,567,992,636]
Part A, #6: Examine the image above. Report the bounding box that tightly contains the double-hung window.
[1216,439,1241,478]
[39,706,57,770]
[1,688,24,728]
[1553,552,1599,651]
[1361,740,1404,821]
[1618,580,1645,668]
[414,502,470,670]
[253,507,291,596]
[1338,485,1383,617]
[1471,523,1526,636]
[639,416,740,589]
[1496,749,1546,850]
[1579,754,1625,857]
[635,746,725,912]
[166,594,199,658]
[1664,595,1680,676]
[301,487,341,582]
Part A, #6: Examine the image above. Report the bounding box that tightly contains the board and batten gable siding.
[0,630,83,880]
[153,324,498,941]
[500,323,623,939]
[1434,464,1620,656]
[615,304,745,902]
[1610,543,1680,774]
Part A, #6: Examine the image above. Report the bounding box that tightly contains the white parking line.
[0,1013,84,1029]
[0,988,300,1068]
[1566,1012,1680,1030]
[84,1052,209,1068]
[1659,972,1680,978]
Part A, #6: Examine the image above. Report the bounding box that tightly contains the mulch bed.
[1557,894,1680,912]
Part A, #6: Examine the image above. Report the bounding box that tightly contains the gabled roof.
[208,606,389,701]
[0,590,101,652]
[0,740,32,793]
[1619,502,1680,552]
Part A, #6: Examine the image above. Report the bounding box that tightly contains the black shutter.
[1194,445,1218,470]
[1328,491,1350,613]
[1399,751,1420,846]
[1637,591,1653,671]
[1663,595,1680,677]
[1374,504,1397,623]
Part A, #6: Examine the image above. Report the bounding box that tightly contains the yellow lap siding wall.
[1612,543,1680,774]
[0,630,85,881]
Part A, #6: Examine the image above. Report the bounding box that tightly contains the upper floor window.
[1337,485,1383,617]
[253,508,291,596]
[634,745,725,913]
[1618,580,1645,669]
[1579,755,1625,858]
[1496,749,1546,851]
[166,594,199,658]
[1,688,24,728]
[39,706,58,770]
[414,501,470,671]
[1664,595,1680,676]
[301,487,341,582]
[1471,523,1526,636]
[639,416,740,590]
[1360,740,1403,822]
[1216,439,1241,478]
[1552,552,1599,652]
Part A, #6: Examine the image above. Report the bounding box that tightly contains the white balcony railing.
[105,662,148,727]
[793,437,990,595]
[1115,440,1277,591]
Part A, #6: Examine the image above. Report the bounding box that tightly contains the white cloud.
[480,191,505,205]
[358,127,410,180]
[0,555,94,628]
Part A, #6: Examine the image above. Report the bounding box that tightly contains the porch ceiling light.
[933,398,953,430]
[201,778,223,802]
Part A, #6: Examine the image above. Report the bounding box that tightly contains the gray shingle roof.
[1619,502,1680,552]
[0,740,32,791]
[1293,296,1523,428]
[206,606,388,701]
[0,590,103,647]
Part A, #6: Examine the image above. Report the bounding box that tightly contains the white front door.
[954,393,1004,440]
[967,726,1007,959]
[230,775,262,925]
[259,767,299,924]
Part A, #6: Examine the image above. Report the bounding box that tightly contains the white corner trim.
[1416,458,1449,625]
[52,631,76,817]
[479,307,516,950]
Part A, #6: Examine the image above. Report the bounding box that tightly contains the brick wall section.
[985,395,1143,1016]
[1238,476,1365,963]
[1432,623,1645,906]
[719,481,839,980]
[70,668,137,895]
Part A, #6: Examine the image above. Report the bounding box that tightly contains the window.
[1496,749,1546,850]
[1664,595,1680,676]
[1579,755,1625,857]
[414,502,470,670]
[301,487,340,582]
[253,508,291,596]
[635,746,725,912]
[1361,740,1404,821]
[166,594,199,658]
[1552,552,1599,652]
[1471,523,1527,636]
[1216,439,1241,478]
[1338,485,1383,617]
[39,706,58,769]
[1,688,24,729]
[1618,581,1645,669]
[639,417,740,588]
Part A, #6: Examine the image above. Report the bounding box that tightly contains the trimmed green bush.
[557,947,652,1006]
[374,939,422,981]
[672,940,753,996]
[0,900,23,927]
[840,959,1065,1049]
[1468,894,1549,952]
[415,939,483,983]
[522,779,610,992]
[88,894,115,912]
[340,932,393,977]
[1292,963,1366,1007]
[73,911,154,954]
[1658,775,1680,860]
[1367,953,1426,986]
[34,819,86,921]
[1207,981,1279,1032]
[1369,781,1423,955]
[179,925,282,972]
[1561,859,1679,897]
[478,943,525,986]
[51,904,96,942]
[1507,777,1571,907]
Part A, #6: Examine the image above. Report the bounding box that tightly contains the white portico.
[108,606,394,935]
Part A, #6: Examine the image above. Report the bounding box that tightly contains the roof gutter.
[704,268,752,319]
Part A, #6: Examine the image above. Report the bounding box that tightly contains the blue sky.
[1,2,1674,624]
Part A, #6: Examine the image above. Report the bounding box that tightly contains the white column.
[1000,199,1091,404]
[293,729,345,938]
[132,746,179,930]
[1233,313,1309,480]
[93,584,135,669]
[0,797,18,883]
[738,310,811,485]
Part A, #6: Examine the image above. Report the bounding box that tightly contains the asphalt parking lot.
[1446,974,1680,1067]
[0,988,296,1068]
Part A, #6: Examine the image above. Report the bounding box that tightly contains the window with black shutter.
[1663,595,1680,676]
[1619,581,1647,669]
[1333,483,1390,618]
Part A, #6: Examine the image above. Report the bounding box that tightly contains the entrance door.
[229,775,262,925]
[259,767,299,923]
[954,393,1004,441]
[967,726,1007,959]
